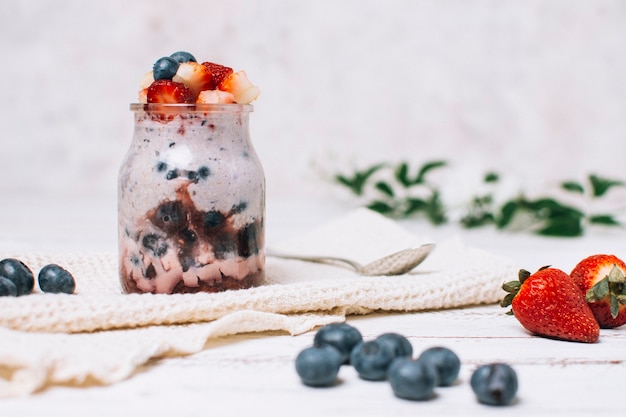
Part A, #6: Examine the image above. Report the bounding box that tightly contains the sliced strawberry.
[201,62,233,88]
[196,90,236,104]
[146,80,194,104]
[218,70,260,104]
[571,254,626,328]
[172,62,214,98]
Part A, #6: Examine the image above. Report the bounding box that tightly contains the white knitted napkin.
[0,208,516,397]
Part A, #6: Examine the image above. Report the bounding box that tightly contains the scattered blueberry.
[350,340,395,381]
[0,276,17,297]
[295,345,342,387]
[376,333,413,358]
[0,258,34,296]
[418,346,461,387]
[470,363,518,406]
[38,264,76,294]
[169,51,197,63]
[313,323,363,364]
[153,56,180,80]
[387,358,437,401]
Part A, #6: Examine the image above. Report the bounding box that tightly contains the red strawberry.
[201,62,233,88]
[146,80,194,104]
[501,266,600,343]
[172,62,214,98]
[570,254,626,328]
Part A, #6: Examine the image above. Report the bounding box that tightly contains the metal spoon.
[267,243,435,276]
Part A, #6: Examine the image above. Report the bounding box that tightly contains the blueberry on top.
[0,258,34,296]
[169,51,197,63]
[38,264,76,294]
[153,56,180,80]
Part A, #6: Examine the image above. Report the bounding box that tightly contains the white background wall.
[1,0,625,208]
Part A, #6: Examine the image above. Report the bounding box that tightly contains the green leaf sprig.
[333,160,625,237]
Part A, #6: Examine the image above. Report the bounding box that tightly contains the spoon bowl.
[267,243,435,276]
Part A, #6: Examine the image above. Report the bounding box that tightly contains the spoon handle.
[265,251,362,271]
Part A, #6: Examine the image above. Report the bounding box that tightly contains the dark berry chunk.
[418,346,461,387]
[313,323,363,364]
[388,358,437,401]
[295,345,342,387]
[204,210,226,228]
[142,233,169,257]
[169,51,197,63]
[153,200,187,233]
[153,56,180,80]
[38,264,76,294]
[376,333,413,358]
[197,166,210,179]
[0,277,17,297]
[0,258,34,296]
[350,340,395,381]
[471,363,518,406]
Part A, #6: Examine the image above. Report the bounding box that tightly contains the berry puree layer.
[118,51,264,294]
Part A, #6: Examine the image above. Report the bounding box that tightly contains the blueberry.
[0,277,17,297]
[295,345,342,387]
[387,358,437,401]
[38,264,76,294]
[153,200,187,233]
[350,340,395,381]
[471,363,518,406]
[153,56,180,80]
[313,323,363,364]
[376,333,413,358]
[204,210,226,228]
[417,346,461,386]
[0,258,34,296]
[169,51,197,63]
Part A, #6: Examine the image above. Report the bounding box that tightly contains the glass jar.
[118,104,265,294]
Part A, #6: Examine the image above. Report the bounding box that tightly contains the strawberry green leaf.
[610,294,620,318]
[586,277,609,302]
[589,174,624,197]
[608,264,626,283]
[500,293,515,308]
[502,281,520,293]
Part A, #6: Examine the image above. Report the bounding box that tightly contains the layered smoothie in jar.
[118,51,264,294]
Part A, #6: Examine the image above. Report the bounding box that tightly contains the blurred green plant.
[334,161,625,237]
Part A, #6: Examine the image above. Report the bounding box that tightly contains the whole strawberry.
[501,266,600,343]
[570,254,626,329]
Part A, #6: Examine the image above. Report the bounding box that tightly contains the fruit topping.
[501,267,600,343]
[38,264,76,294]
[219,70,261,104]
[201,62,233,87]
[147,80,195,104]
[170,51,197,63]
[173,62,215,98]
[153,56,180,81]
[470,363,518,406]
[139,53,260,104]
[196,90,236,104]
[570,254,626,328]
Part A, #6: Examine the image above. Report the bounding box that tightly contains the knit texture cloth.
[0,208,516,396]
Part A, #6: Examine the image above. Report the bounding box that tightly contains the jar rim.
[130,103,253,113]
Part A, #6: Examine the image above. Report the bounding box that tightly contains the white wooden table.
[0,196,624,416]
